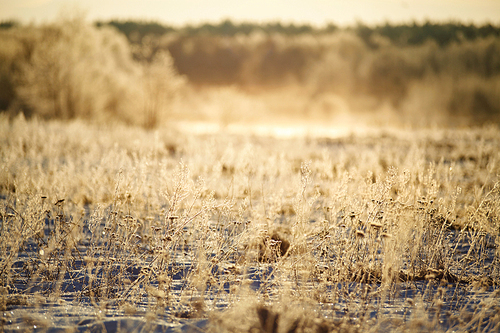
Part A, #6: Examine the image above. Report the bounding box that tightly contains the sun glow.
[1,0,499,26]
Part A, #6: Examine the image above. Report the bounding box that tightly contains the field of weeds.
[0,114,499,332]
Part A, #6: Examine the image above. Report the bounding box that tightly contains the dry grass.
[0,114,499,332]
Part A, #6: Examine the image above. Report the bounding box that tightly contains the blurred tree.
[14,17,141,122]
[139,39,185,128]
[95,20,175,43]
[0,20,19,30]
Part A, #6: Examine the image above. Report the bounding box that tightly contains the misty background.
[1,14,499,128]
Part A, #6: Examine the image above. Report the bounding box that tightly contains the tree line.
[92,19,500,47]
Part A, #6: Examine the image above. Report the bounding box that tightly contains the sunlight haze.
[1,0,499,26]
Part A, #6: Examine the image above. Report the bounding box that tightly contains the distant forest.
[2,18,499,47]
[94,19,500,47]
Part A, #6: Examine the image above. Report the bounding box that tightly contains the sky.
[1,0,499,27]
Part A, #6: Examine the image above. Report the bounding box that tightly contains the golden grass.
[0,114,499,332]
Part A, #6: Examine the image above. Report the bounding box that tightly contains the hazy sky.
[1,0,499,26]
